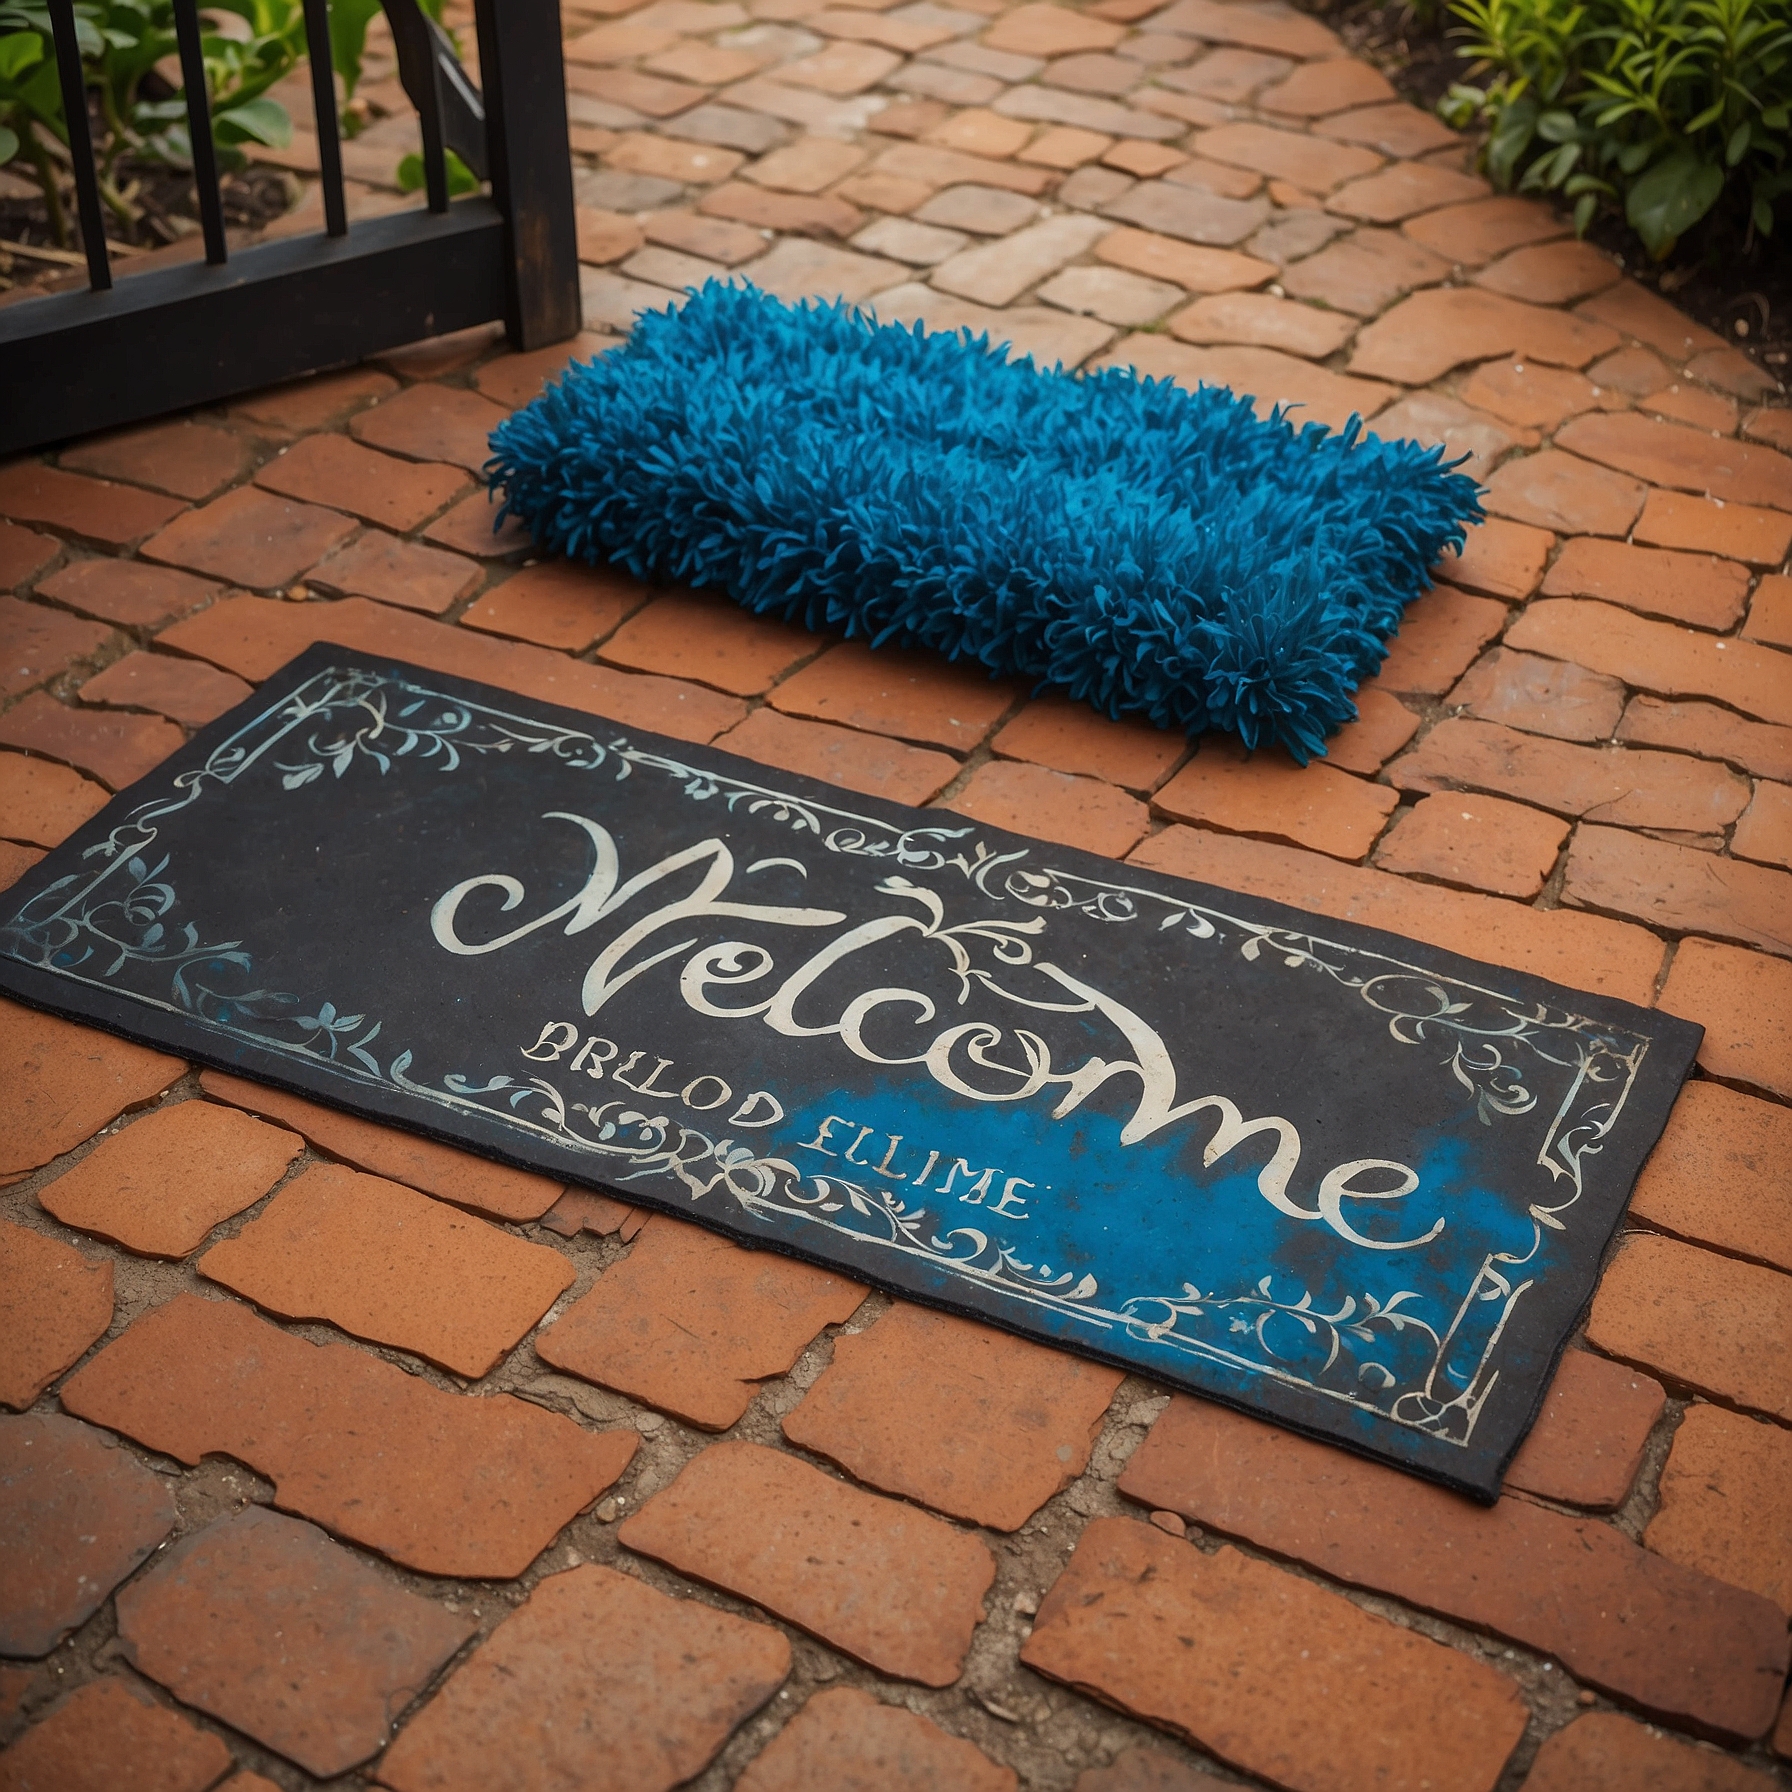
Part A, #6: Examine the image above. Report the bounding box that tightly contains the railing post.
[473,0,580,350]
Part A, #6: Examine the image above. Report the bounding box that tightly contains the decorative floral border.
[1,664,1655,1447]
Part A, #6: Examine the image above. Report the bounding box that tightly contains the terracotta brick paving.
[2,0,1790,1784]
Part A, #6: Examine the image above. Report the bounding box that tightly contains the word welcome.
[438,821,1444,1254]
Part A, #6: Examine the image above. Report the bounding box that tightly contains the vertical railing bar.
[172,0,228,265]
[46,0,112,292]
[301,0,348,237]
[415,35,450,215]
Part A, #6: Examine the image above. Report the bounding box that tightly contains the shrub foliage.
[1442,0,1792,256]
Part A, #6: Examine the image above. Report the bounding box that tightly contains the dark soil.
[1293,0,1792,386]
[1,151,296,294]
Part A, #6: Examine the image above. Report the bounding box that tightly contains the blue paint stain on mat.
[485,282,1483,763]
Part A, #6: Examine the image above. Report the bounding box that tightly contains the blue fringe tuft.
[486,281,1483,763]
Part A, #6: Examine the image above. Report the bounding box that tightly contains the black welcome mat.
[1,645,1699,1499]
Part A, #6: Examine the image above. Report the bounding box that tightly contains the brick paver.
[1022,1519,1529,1792]
[3,0,1792,1783]
[115,1505,473,1777]
[0,1222,113,1410]
[37,1101,301,1260]
[376,1564,789,1792]
[619,1439,996,1684]
[0,1676,235,1792]
[0,1413,175,1656]
[198,1163,574,1378]
[782,1301,1124,1529]
[1119,1396,1789,1740]
[63,1292,636,1577]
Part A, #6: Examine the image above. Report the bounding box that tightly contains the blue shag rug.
[486,282,1482,762]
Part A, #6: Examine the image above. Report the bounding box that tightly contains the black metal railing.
[1,0,580,456]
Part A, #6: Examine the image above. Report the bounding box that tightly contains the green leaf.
[1755,192,1775,233]
[0,27,40,80]
[1626,148,1725,256]
[1536,107,1580,141]
[1574,189,1598,231]
[396,146,478,196]
[1727,119,1751,162]
[0,122,16,162]
[214,94,291,148]
[328,0,383,98]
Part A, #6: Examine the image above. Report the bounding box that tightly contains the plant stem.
[23,120,68,247]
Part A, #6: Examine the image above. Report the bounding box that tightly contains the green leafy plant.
[396,141,472,194]
[1441,0,1792,257]
[1,0,458,246]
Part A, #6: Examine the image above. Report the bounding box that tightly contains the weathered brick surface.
[77,653,253,729]
[1154,738,1397,859]
[34,559,219,630]
[1021,1518,1529,1792]
[1634,489,1792,566]
[348,382,513,471]
[116,1504,473,1777]
[0,1221,114,1410]
[1506,600,1792,728]
[0,693,184,791]
[1503,1349,1665,1510]
[1631,1080,1792,1272]
[1130,824,1662,1004]
[1481,450,1646,538]
[461,560,647,651]
[1373,789,1568,899]
[1540,539,1750,631]
[736,1686,1018,1791]
[1645,1403,1792,1616]
[305,530,481,614]
[0,520,56,589]
[253,434,468,532]
[619,1439,995,1684]
[1659,938,1792,1098]
[38,1100,301,1259]
[0,596,112,702]
[1619,696,1792,784]
[0,1676,234,1792]
[1118,1397,1789,1741]
[1390,717,1751,833]
[0,464,186,547]
[1447,648,1625,744]
[199,1070,565,1221]
[1556,412,1792,512]
[947,758,1150,856]
[1323,686,1420,773]
[783,1302,1123,1529]
[1585,1231,1792,1422]
[1376,587,1508,693]
[1434,516,1553,600]
[1520,1710,1778,1791]
[0,1413,175,1657]
[537,1215,864,1429]
[1563,826,1791,959]
[8,18,1792,1787]
[599,589,820,693]
[0,749,110,847]
[198,1163,574,1378]
[768,641,1017,750]
[140,485,357,590]
[716,707,959,804]
[63,1292,636,1579]
[1,999,184,1180]
[377,1564,788,1792]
